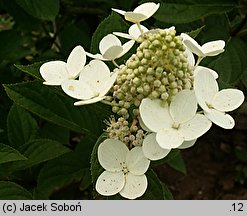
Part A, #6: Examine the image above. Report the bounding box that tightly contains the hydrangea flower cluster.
[39,2,245,199]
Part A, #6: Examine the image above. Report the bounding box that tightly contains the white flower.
[112,2,160,24]
[194,70,245,129]
[142,133,196,160]
[140,90,212,150]
[86,34,135,61]
[113,24,149,40]
[194,66,219,79]
[40,46,86,85]
[61,60,117,105]
[96,139,150,199]
[181,33,225,57]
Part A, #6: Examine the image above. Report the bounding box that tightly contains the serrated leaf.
[36,136,95,198]
[4,81,103,136]
[90,12,129,53]
[209,37,247,87]
[16,0,59,21]
[7,139,71,171]
[155,2,236,24]
[90,133,108,185]
[0,143,27,165]
[7,104,38,148]
[15,62,44,81]
[0,181,33,199]
[140,169,173,200]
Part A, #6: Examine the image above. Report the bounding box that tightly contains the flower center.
[172,122,180,129]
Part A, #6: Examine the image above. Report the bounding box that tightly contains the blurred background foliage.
[0,0,246,199]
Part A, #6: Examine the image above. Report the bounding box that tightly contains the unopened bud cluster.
[107,28,194,117]
[105,117,145,148]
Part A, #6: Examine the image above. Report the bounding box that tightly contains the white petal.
[194,66,218,79]
[98,139,128,172]
[126,147,150,175]
[61,80,94,100]
[129,24,149,39]
[201,40,225,56]
[185,47,195,67]
[133,2,160,19]
[140,98,173,132]
[194,68,219,111]
[79,60,111,93]
[117,40,135,58]
[181,33,204,56]
[66,45,86,78]
[99,34,121,55]
[85,52,106,61]
[138,116,152,132]
[112,8,126,16]
[119,173,147,199]
[102,46,123,60]
[156,129,184,149]
[96,171,125,196]
[113,32,133,40]
[142,133,171,160]
[205,109,235,129]
[124,12,147,23]
[212,89,244,112]
[179,114,212,140]
[170,89,197,124]
[40,61,68,85]
[178,139,197,149]
[74,96,106,106]
[99,72,117,97]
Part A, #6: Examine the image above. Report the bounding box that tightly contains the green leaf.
[186,26,205,38]
[0,30,31,61]
[4,81,103,136]
[38,122,69,145]
[36,136,95,198]
[91,12,129,53]
[0,143,27,165]
[90,133,108,185]
[7,104,38,148]
[141,169,173,200]
[15,62,44,81]
[16,0,59,21]
[166,151,187,174]
[209,37,247,87]
[155,2,236,24]
[6,139,70,171]
[0,181,33,199]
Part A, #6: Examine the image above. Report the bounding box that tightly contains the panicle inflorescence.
[106,28,194,118]
[105,116,145,148]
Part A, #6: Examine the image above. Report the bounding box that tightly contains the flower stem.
[112,60,120,68]
[136,22,144,35]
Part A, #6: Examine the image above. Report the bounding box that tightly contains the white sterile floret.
[113,24,149,40]
[194,70,245,129]
[86,34,135,61]
[142,133,197,160]
[140,90,212,150]
[61,60,117,106]
[181,33,225,57]
[96,139,150,199]
[40,46,86,85]
[194,66,219,79]
[112,2,160,24]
